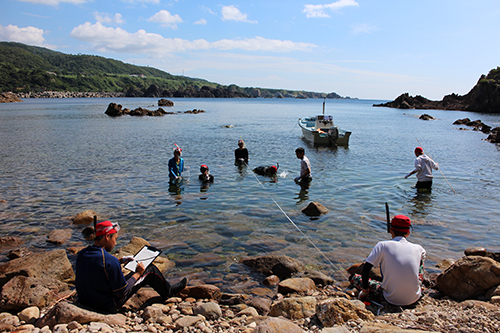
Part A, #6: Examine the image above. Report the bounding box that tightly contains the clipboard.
[124,245,162,272]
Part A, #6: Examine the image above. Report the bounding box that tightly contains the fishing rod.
[385,202,390,233]
[415,138,456,194]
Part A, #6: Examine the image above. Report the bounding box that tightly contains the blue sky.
[1,0,499,100]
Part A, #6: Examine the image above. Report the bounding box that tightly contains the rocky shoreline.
[1,211,500,333]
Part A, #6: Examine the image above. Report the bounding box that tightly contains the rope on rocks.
[243,160,349,281]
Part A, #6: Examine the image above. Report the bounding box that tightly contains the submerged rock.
[301,202,328,216]
[240,255,305,280]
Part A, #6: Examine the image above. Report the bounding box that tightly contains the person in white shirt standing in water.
[405,147,439,190]
[294,147,312,185]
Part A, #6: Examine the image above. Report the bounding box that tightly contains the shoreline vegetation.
[0,42,351,101]
[1,223,500,333]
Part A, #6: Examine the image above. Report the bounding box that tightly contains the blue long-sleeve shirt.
[168,157,184,179]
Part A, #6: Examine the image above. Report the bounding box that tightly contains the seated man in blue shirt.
[76,220,187,313]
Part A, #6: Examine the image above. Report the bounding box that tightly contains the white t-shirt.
[300,156,311,178]
[366,236,426,306]
[414,154,439,182]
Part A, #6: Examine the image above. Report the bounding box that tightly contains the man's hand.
[119,256,134,265]
[404,173,411,179]
[135,262,145,276]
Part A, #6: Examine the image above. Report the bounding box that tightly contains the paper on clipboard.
[124,245,162,272]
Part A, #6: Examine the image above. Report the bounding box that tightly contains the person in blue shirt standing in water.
[168,145,184,183]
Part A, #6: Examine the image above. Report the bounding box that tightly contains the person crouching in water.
[349,215,426,307]
[168,146,184,183]
[253,165,278,177]
[199,164,214,183]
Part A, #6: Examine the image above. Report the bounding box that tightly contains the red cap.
[415,147,423,154]
[391,215,411,232]
[200,164,208,171]
[95,221,120,237]
[270,165,277,173]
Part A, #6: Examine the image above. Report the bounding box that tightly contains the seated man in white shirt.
[350,215,426,307]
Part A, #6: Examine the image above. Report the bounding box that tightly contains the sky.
[1,0,499,100]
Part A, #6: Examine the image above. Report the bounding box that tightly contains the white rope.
[246,162,348,280]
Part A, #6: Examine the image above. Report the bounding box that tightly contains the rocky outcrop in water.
[0,92,22,103]
[374,67,500,113]
[17,91,125,98]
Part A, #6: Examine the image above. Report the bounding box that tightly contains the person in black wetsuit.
[253,164,278,177]
[234,140,248,166]
[199,164,214,183]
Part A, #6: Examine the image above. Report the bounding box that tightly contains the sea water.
[0,97,499,284]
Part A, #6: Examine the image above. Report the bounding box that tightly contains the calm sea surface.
[1,98,499,287]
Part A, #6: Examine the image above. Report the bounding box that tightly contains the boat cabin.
[314,115,334,130]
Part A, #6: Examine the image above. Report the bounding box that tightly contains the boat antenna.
[322,97,326,115]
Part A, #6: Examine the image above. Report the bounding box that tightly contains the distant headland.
[374,67,500,113]
[0,42,351,101]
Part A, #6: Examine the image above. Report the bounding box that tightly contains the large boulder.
[487,127,500,143]
[35,302,125,329]
[46,229,72,245]
[71,210,97,225]
[316,298,374,327]
[269,296,317,319]
[240,255,305,280]
[104,103,124,117]
[436,256,500,300]
[301,202,328,216]
[158,99,174,107]
[0,249,74,288]
[0,92,22,103]
[178,285,221,300]
[0,276,70,311]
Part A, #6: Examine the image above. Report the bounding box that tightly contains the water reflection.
[408,188,434,217]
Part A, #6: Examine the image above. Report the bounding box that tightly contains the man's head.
[270,165,278,174]
[390,215,411,237]
[414,147,423,157]
[238,140,244,148]
[200,164,209,173]
[94,221,120,252]
[295,147,305,159]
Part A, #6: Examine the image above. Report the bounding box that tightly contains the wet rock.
[253,317,304,333]
[487,127,500,143]
[158,99,174,107]
[269,296,317,319]
[419,114,435,120]
[436,256,500,300]
[71,210,97,225]
[263,275,280,287]
[316,298,374,327]
[105,103,124,117]
[240,255,305,280]
[301,202,328,216]
[179,285,221,300]
[0,249,74,287]
[194,301,222,320]
[6,247,30,260]
[435,258,455,270]
[47,229,72,245]
[0,276,69,311]
[464,247,488,257]
[81,226,95,240]
[278,278,316,295]
[0,237,24,251]
[35,302,126,328]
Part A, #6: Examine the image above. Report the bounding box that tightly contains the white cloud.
[69,22,316,54]
[221,5,257,23]
[352,23,376,34]
[147,10,183,29]
[303,0,358,18]
[121,0,160,4]
[94,12,125,25]
[17,0,86,5]
[0,24,46,46]
[194,18,207,25]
